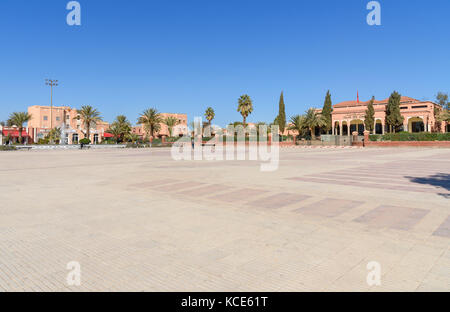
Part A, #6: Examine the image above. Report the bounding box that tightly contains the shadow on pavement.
[406,173,450,198]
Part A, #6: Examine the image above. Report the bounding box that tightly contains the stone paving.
[0,147,449,292]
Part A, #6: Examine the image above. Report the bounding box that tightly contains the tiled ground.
[0,147,449,292]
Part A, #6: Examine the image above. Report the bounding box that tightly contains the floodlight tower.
[45,79,59,130]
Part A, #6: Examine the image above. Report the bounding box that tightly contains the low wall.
[353,141,450,147]
[16,144,127,150]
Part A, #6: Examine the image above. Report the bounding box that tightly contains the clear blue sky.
[0,0,449,126]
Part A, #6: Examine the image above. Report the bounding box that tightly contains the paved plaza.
[0,147,449,292]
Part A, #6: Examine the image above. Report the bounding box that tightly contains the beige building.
[27,105,110,144]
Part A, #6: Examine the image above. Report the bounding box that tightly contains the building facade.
[330,96,447,136]
[27,105,110,144]
[133,113,188,138]
[0,126,33,144]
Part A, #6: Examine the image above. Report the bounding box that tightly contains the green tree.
[137,108,162,138]
[385,91,404,133]
[364,96,376,133]
[125,133,140,143]
[275,91,286,134]
[7,112,33,144]
[288,115,308,139]
[77,106,102,140]
[303,108,326,140]
[109,115,131,142]
[46,127,62,144]
[436,92,449,110]
[205,107,215,126]
[436,109,450,123]
[106,124,123,143]
[163,116,179,137]
[237,94,253,126]
[321,90,333,134]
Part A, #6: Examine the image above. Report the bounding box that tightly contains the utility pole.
[45,79,58,130]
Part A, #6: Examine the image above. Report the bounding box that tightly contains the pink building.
[133,113,188,138]
[27,105,110,144]
[330,96,447,136]
[0,126,33,144]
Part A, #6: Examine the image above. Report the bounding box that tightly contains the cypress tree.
[321,90,333,134]
[364,96,375,133]
[386,91,404,133]
[277,91,286,134]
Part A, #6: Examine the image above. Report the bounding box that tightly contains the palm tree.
[163,116,179,137]
[109,115,131,142]
[125,133,140,144]
[237,95,253,126]
[106,124,123,143]
[288,115,308,140]
[77,106,102,141]
[47,127,62,144]
[8,112,32,144]
[303,108,326,140]
[205,107,215,126]
[137,108,162,139]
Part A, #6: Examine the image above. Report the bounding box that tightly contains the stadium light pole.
[45,79,58,130]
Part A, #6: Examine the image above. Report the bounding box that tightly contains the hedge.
[0,146,16,151]
[369,132,450,142]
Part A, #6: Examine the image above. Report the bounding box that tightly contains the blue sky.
[0,0,449,126]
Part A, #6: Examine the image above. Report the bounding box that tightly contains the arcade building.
[330,96,448,136]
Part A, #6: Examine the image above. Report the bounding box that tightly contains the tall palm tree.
[288,115,308,139]
[163,116,179,137]
[303,108,326,140]
[8,112,32,144]
[77,106,102,141]
[205,107,215,126]
[237,95,253,126]
[137,108,162,139]
[109,115,131,142]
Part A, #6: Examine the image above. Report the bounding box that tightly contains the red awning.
[2,130,29,137]
[103,132,114,138]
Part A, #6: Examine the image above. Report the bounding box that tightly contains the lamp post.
[45,79,58,130]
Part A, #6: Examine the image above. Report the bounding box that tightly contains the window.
[43,116,48,121]
[412,105,428,109]
[56,117,60,121]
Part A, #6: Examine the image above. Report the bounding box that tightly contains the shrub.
[0,146,16,151]
[37,138,50,145]
[79,138,91,145]
[379,132,450,141]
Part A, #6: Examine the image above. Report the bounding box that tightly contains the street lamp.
[45,79,58,130]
